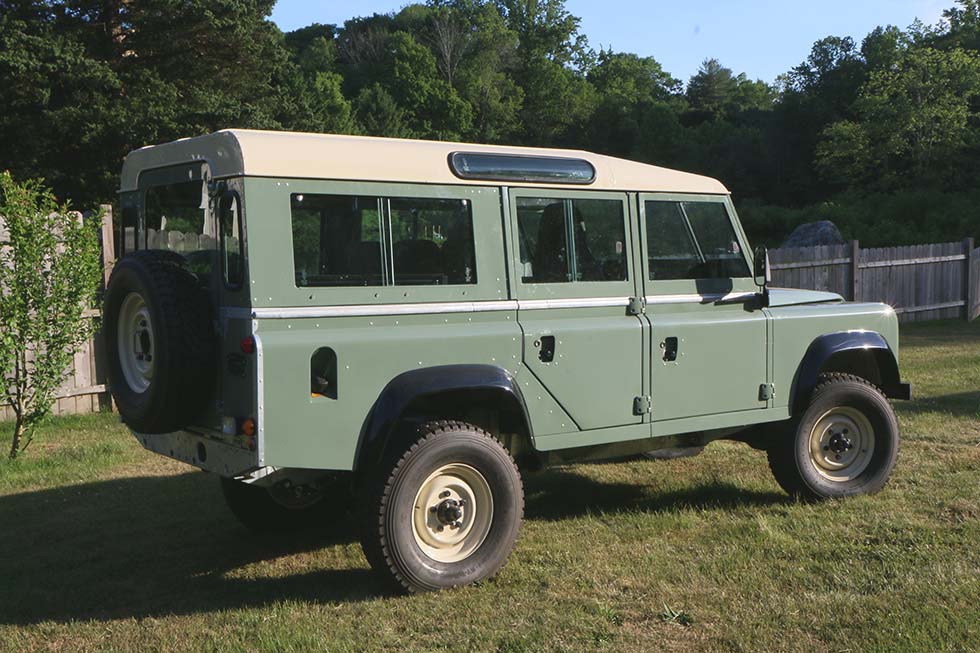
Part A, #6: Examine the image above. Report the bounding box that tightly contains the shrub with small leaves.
[0,171,103,459]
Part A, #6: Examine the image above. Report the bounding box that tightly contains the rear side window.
[390,198,476,286]
[289,193,476,287]
[291,194,384,287]
[646,200,749,280]
[516,197,626,283]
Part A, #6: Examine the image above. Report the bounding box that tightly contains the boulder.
[781,220,845,248]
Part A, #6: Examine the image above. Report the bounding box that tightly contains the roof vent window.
[449,152,596,185]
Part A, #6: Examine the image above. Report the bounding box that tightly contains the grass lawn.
[1,320,978,652]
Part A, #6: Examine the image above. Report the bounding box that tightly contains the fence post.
[850,240,860,302]
[100,204,115,287]
[966,237,976,321]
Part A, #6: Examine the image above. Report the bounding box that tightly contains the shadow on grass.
[894,391,980,419]
[0,472,377,626]
[524,468,788,521]
[0,466,787,625]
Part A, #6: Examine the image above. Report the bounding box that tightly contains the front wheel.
[359,421,524,593]
[768,373,899,501]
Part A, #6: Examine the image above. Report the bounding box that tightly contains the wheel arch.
[791,331,908,414]
[354,365,535,472]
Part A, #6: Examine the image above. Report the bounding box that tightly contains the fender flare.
[792,331,910,413]
[354,364,532,470]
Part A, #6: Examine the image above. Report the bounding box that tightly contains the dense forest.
[2,0,980,246]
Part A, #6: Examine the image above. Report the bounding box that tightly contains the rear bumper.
[133,430,259,477]
[885,382,913,401]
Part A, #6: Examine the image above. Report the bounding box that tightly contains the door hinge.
[627,296,645,315]
[759,383,775,401]
[633,395,652,415]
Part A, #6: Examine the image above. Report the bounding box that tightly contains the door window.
[516,197,627,283]
[646,200,749,280]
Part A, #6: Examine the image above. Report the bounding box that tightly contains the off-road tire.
[359,421,524,593]
[221,476,350,533]
[768,373,899,501]
[103,250,215,433]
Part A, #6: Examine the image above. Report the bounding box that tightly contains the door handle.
[662,337,678,362]
[538,335,556,363]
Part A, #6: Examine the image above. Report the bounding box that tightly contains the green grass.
[1,320,978,652]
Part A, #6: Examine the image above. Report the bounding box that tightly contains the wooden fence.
[770,238,980,322]
[2,213,979,420]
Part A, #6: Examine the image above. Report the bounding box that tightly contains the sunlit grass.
[0,320,978,652]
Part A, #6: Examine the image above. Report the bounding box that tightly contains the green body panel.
[767,300,899,410]
[256,312,521,469]
[646,303,769,421]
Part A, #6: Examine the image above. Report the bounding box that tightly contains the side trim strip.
[238,296,632,320]
[645,291,756,305]
[518,296,631,310]
[248,300,517,320]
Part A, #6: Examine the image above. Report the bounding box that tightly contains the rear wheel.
[359,421,524,593]
[768,373,899,501]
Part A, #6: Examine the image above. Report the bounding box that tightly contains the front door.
[509,189,644,433]
[639,194,769,423]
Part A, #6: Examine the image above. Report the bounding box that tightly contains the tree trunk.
[9,417,25,460]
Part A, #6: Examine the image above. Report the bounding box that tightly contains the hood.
[768,288,845,307]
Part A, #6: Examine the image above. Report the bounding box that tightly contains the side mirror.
[754,245,771,288]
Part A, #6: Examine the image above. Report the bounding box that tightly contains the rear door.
[639,194,769,423]
[509,188,645,432]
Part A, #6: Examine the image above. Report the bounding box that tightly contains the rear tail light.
[240,336,256,354]
[241,418,256,437]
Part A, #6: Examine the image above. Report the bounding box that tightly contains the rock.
[781,220,845,248]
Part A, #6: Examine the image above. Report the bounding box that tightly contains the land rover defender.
[104,130,910,593]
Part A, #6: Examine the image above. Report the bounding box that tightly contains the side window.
[144,180,214,277]
[290,194,384,287]
[516,197,626,283]
[219,193,244,288]
[646,200,749,281]
[289,193,477,288]
[389,197,476,286]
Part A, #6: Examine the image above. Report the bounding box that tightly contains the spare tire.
[103,250,216,433]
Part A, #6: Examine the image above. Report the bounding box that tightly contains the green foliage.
[831,47,980,188]
[4,0,980,246]
[739,189,980,248]
[0,172,103,459]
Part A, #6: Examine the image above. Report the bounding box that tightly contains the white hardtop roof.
[120,129,729,195]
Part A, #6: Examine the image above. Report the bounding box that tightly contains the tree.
[587,50,681,157]
[686,58,738,116]
[817,47,980,188]
[0,172,103,459]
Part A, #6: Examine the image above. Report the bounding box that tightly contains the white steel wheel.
[412,463,494,563]
[117,292,155,394]
[807,406,875,482]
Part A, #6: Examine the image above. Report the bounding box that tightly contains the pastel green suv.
[104,130,910,593]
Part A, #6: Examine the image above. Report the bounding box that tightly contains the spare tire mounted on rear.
[103,250,216,434]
